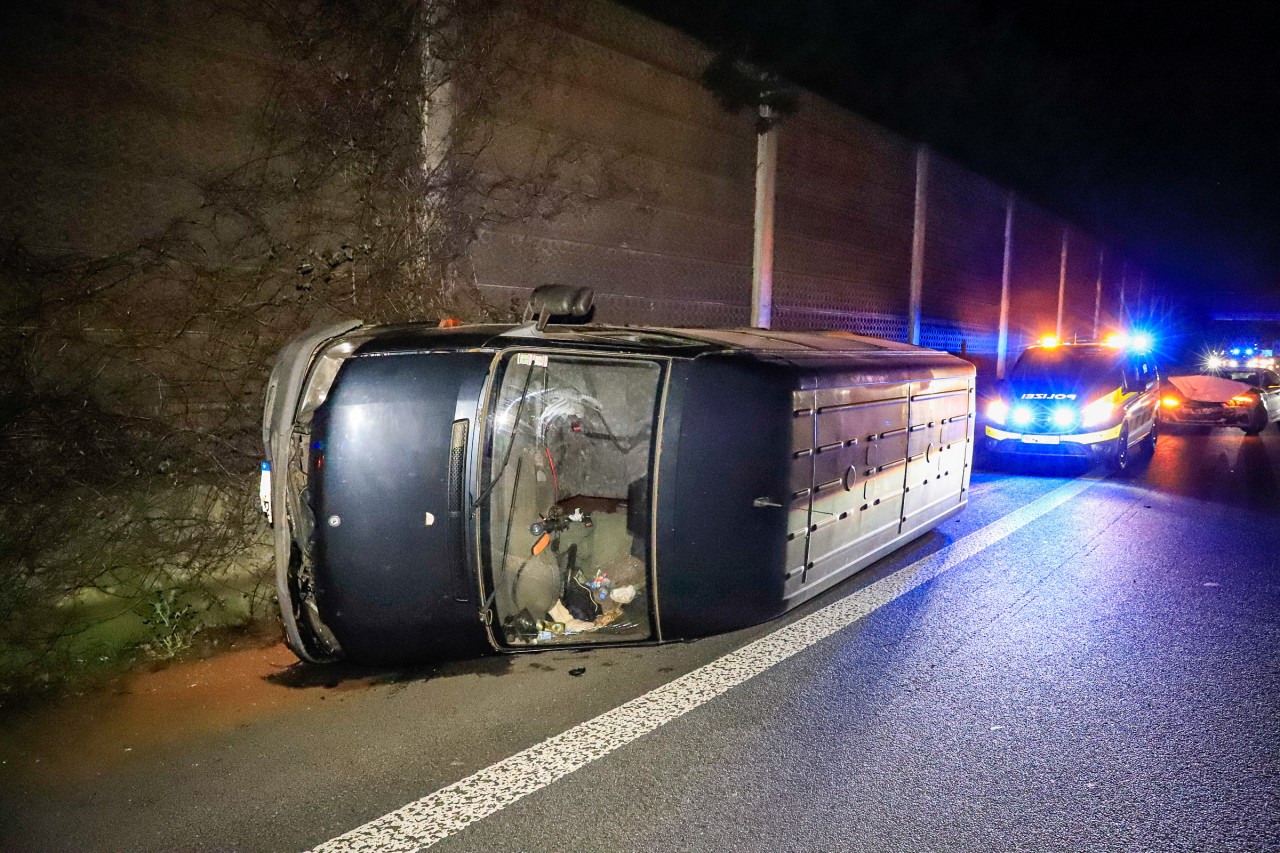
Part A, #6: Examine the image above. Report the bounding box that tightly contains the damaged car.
[1160,368,1280,434]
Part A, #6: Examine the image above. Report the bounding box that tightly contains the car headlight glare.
[987,399,1009,425]
[1081,393,1117,427]
[1010,404,1035,428]
[1050,405,1077,428]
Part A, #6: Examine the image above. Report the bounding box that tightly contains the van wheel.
[1141,417,1159,456]
[1109,426,1130,475]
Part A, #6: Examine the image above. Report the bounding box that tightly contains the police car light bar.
[1102,330,1154,353]
[1129,331,1154,353]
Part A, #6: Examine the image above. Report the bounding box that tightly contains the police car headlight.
[987,399,1009,425]
[1010,404,1035,428]
[1081,394,1117,428]
[1050,405,1078,429]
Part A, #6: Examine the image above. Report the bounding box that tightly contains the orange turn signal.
[1161,396,1180,408]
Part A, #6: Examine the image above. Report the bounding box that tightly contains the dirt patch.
[0,638,380,786]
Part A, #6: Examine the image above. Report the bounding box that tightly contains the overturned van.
[262,291,976,663]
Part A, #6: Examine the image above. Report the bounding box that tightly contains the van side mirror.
[523,284,594,330]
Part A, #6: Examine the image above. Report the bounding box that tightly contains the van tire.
[1109,426,1131,475]
[1141,417,1159,456]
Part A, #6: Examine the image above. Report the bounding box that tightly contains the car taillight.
[1161,396,1181,408]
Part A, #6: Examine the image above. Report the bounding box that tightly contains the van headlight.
[1081,393,1117,428]
[297,339,364,424]
[1050,405,1078,429]
[1009,404,1035,428]
[987,399,1009,425]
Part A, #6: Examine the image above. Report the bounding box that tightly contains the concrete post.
[907,145,929,345]
[996,193,1014,379]
[1055,228,1068,338]
[751,105,777,329]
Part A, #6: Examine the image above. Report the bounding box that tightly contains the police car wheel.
[1141,417,1158,455]
[1110,426,1130,474]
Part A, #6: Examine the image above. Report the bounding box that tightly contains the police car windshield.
[1011,347,1119,385]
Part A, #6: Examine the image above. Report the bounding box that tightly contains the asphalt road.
[3,426,1279,852]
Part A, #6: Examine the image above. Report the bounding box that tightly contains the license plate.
[259,461,272,523]
[1022,434,1060,445]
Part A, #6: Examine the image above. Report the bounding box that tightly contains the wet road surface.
[2,426,1278,851]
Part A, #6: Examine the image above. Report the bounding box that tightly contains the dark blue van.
[261,289,976,663]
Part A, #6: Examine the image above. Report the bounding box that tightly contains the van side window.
[1128,359,1154,391]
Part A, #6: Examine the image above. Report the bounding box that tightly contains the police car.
[984,334,1161,472]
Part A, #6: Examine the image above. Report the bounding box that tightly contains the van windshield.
[1011,347,1122,386]
[482,353,660,647]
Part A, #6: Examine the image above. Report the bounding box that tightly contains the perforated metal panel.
[1064,231,1105,340]
[774,306,908,341]
[469,0,1163,357]
[1098,252,1128,333]
[919,319,998,357]
[1008,201,1065,356]
[772,96,916,333]
[921,158,1007,357]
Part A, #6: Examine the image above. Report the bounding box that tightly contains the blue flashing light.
[1231,348,1241,355]
[1050,405,1077,429]
[1129,331,1154,354]
[1010,404,1035,428]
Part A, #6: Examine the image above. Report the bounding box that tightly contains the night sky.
[627,0,1280,311]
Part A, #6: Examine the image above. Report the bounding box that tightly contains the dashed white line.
[310,474,1102,853]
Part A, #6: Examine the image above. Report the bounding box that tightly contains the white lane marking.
[310,474,1102,853]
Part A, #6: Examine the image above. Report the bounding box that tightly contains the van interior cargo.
[484,354,660,646]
